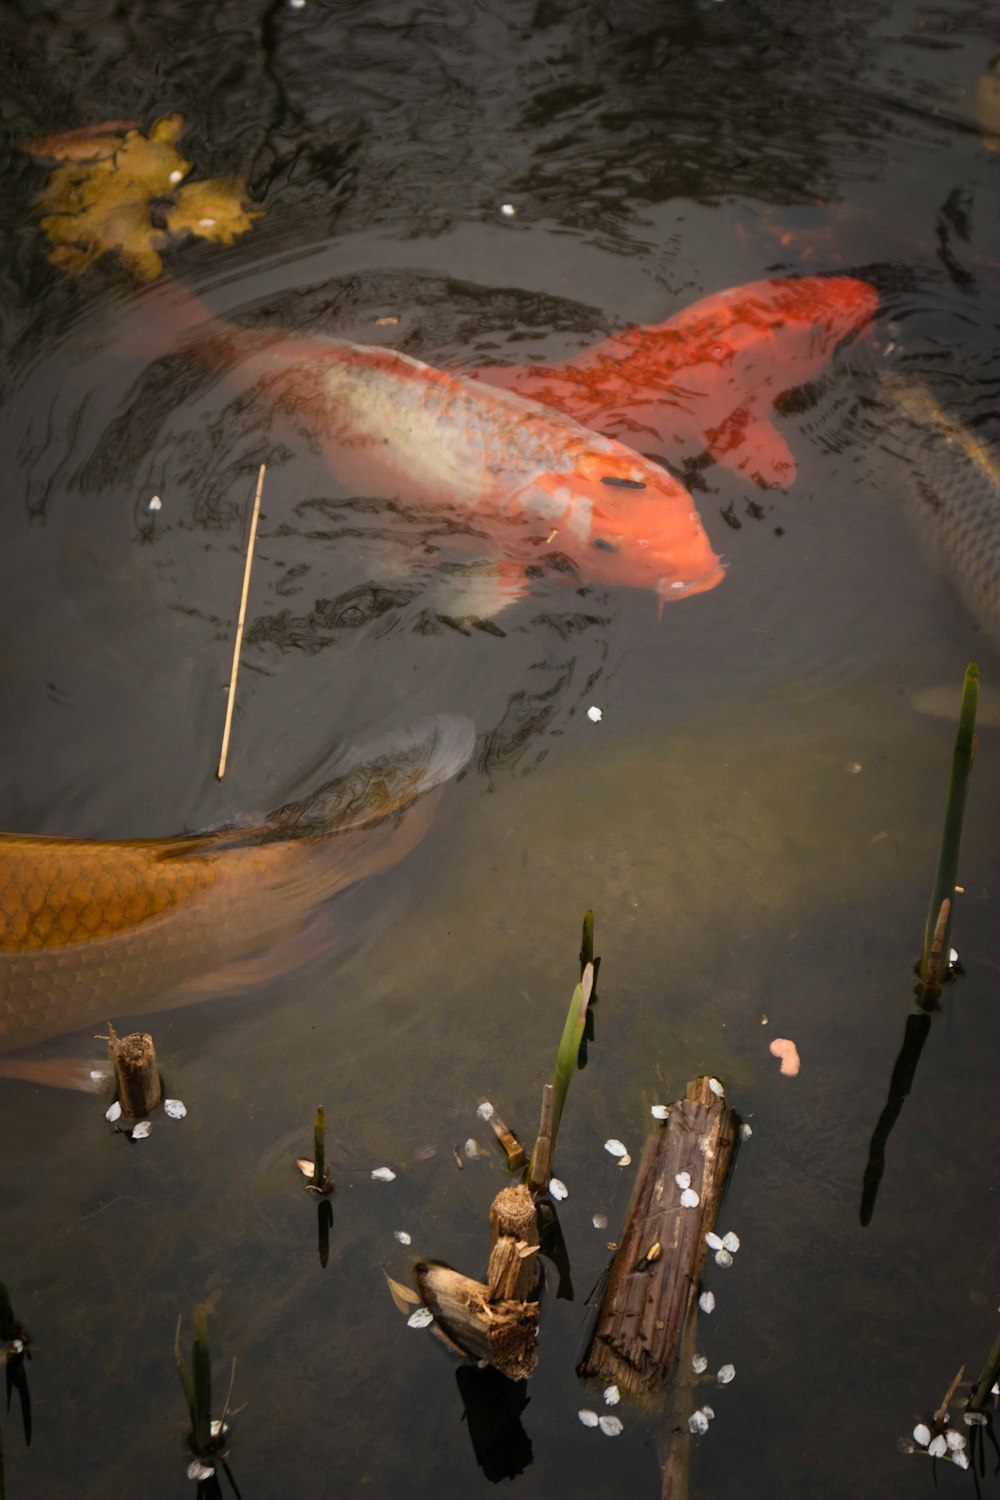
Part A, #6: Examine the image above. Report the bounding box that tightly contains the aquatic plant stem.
[918,662,978,1007]
[217,464,266,780]
[968,1327,1000,1413]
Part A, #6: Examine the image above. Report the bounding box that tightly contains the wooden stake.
[107,1022,162,1118]
[578,1076,739,1393]
[527,1083,554,1193]
[217,463,266,780]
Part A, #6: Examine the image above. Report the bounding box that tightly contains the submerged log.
[107,1022,162,1118]
[578,1076,739,1394]
[416,1261,539,1381]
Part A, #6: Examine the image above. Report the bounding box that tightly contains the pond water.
[2,0,1000,1495]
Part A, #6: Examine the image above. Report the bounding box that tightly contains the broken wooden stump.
[107,1022,162,1118]
[578,1076,739,1394]
[416,1260,539,1381]
[488,1184,541,1301]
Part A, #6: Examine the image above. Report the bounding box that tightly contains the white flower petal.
[587,705,603,722]
[701,1404,715,1421]
[394,1231,412,1245]
[681,1188,700,1208]
[598,1415,623,1436]
[604,1139,627,1158]
[952,1451,970,1469]
[592,1213,607,1229]
[603,1385,620,1406]
[928,1434,947,1459]
[912,1423,931,1447]
[500,203,517,217]
[717,1364,735,1384]
[372,1167,396,1182]
[464,1138,480,1159]
[714,1248,733,1268]
[740,1123,753,1139]
[549,1177,569,1200]
[164,1099,187,1119]
[188,1459,215,1480]
[651,1104,670,1120]
[407,1306,434,1328]
[105,1101,122,1122]
[945,1430,965,1452]
[705,1232,723,1250]
[721,1231,740,1253]
[699,1291,715,1314]
[675,1171,691,1189]
[476,1101,494,1120]
[578,1408,599,1427]
[692,1354,708,1374]
[131,1120,152,1139]
[708,1078,724,1097]
[688,1410,709,1435]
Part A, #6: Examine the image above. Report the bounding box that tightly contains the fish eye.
[600,476,647,490]
[593,537,618,553]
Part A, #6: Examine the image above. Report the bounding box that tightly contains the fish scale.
[0,714,473,1057]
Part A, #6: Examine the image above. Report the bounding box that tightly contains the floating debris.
[549,1177,569,1201]
[699,1290,716,1314]
[371,1167,396,1183]
[394,1231,412,1246]
[578,1409,599,1428]
[598,1414,623,1436]
[592,1213,608,1229]
[382,1270,420,1315]
[132,1120,152,1139]
[692,1354,708,1374]
[603,1384,620,1406]
[769,1037,800,1076]
[717,1364,735,1384]
[605,1139,628,1158]
[476,1101,494,1121]
[106,1100,122,1122]
[587,705,603,722]
[680,1187,700,1208]
[407,1307,434,1329]
[164,1099,187,1119]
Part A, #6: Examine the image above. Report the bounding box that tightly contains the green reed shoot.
[917,663,978,1007]
[967,1325,1000,1415]
[175,1310,212,1455]
[528,912,598,1190]
[312,1107,333,1194]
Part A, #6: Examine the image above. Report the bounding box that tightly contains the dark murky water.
[3,1,1000,1495]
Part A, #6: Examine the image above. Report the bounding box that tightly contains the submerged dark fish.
[0,714,473,1060]
[879,372,1000,650]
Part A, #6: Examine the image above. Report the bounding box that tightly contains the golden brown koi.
[0,715,472,1060]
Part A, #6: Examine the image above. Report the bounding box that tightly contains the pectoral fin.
[702,406,798,488]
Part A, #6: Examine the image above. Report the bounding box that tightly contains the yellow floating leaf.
[165,179,263,245]
[382,1269,420,1315]
[23,120,138,163]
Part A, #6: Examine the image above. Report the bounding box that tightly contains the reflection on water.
[3,0,1000,1496]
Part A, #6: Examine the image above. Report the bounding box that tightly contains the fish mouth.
[656,563,727,605]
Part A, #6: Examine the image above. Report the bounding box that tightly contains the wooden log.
[577,1076,739,1394]
[527,1083,555,1193]
[416,1261,539,1382]
[487,1185,541,1301]
[107,1022,162,1118]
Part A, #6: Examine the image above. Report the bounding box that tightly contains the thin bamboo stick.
[217,464,266,779]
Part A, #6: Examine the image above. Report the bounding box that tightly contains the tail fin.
[266,714,476,839]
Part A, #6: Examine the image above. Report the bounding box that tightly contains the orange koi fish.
[464,275,878,489]
[134,281,726,613]
[0,715,472,1073]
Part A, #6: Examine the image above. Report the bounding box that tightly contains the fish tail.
[266,713,476,838]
